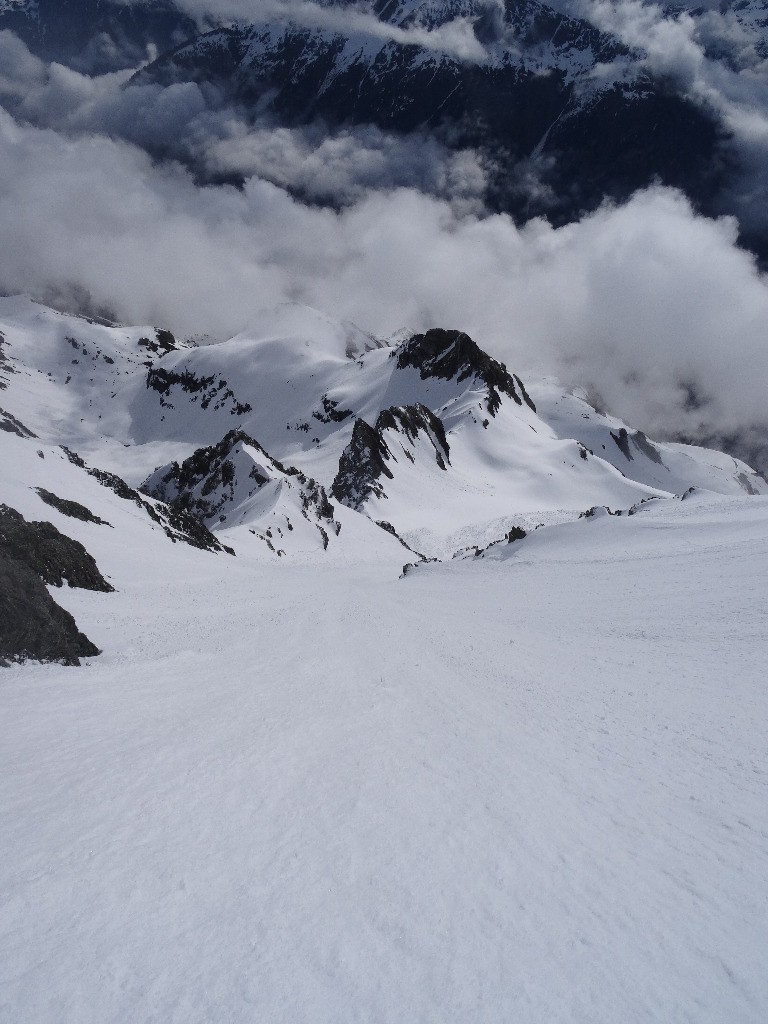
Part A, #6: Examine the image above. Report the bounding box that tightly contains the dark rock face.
[313,394,354,424]
[35,488,111,526]
[0,0,197,73]
[0,331,11,390]
[0,552,100,667]
[0,504,113,592]
[61,447,230,554]
[137,329,181,360]
[333,418,395,510]
[332,403,450,510]
[610,426,667,466]
[146,367,252,416]
[375,519,428,559]
[377,404,451,466]
[610,427,633,460]
[0,407,36,438]
[631,430,665,467]
[0,502,112,665]
[395,329,536,415]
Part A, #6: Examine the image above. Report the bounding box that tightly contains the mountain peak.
[143,428,341,554]
[395,328,536,415]
[332,402,451,511]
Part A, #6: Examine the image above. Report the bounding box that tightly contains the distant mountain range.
[2,295,764,659]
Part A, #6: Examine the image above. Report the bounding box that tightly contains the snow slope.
[1,490,766,1023]
[2,296,764,559]
[2,295,768,1022]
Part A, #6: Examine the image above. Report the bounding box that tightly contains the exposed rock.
[375,520,428,560]
[332,418,393,510]
[0,331,14,389]
[736,472,759,496]
[35,488,111,526]
[61,447,231,554]
[0,504,113,592]
[631,430,665,467]
[610,427,633,460]
[395,329,535,415]
[143,429,280,521]
[312,394,354,424]
[580,505,619,519]
[332,404,451,511]
[0,552,100,667]
[146,366,252,415]
[0,407,36,438]
[142,429,339,546]
[138,329,180,359]
[609,428,668,467]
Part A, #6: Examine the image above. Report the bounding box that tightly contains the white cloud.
[0,30,487,210]
[1,106,767,449]
[114,0,489,63]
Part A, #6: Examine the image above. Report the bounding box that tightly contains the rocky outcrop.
[611,427,666,467]
[0,504,113,592]
[143,429,340,546]
[0,504,110,665]
[332,418,395,510]
[146,367,252,416]
[143,429,283,521]
[0,408,36,438]
[332,404,450,510]
[61,447,231,554]
[0,553,100,667]
[35,488,111,526]
[395,329,536,416]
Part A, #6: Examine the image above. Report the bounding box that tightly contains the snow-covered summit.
[143,428,343,556]
[1,295,765,562]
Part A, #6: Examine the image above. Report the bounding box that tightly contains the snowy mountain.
[3,296,763,569]
[132,0,732,243]
[2,294,768,1020]
[2,4,768,1018]
[1,291,765,626]
[2,280,750,545]
[143,429,344,555]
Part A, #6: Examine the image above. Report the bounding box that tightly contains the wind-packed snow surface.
[1,296,767,1022]
[1,489,767,1023]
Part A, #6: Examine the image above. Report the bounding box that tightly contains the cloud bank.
[2,104,767,450]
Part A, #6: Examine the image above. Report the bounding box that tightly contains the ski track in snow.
[2,496,767,1023]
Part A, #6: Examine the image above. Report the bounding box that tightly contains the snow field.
[1,495,767,1023]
